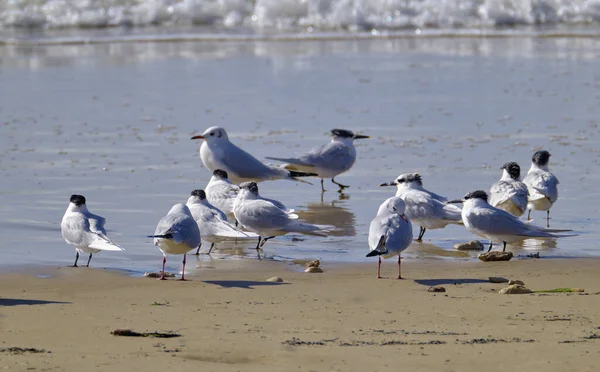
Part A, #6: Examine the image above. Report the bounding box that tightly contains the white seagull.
[186,189,258,255]
[489,162,529,217]
[266,129,370,191]
[148,203,201,280]
[380,173,462,242]
[233,182,328,258]
[60,194,124,267]
[447,190,573,252]
[523,150,559,226]
[191,126,317,184]
[366,196,413,279]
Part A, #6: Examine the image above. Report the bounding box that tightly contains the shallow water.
[1,34,599,273]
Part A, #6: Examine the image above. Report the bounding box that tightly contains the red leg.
[397,255,403,280]
[158,256,167,280]
[377,256,382,279]
[179,254,187,281]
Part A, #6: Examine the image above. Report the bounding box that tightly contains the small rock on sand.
[454,240,485,251]
[489,277,509,283]
[305,267,323,273]
[428,286,446,293]
[266,277,284,283]
[305,260,320,268]
[508,280,525,286]
[478,251,513,262]
[144,272,176,278]
[499,284,533,294]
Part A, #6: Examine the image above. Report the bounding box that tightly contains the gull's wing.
[216,144,277,179]
[87,212,106,235]
[205,181,238,213]
[368,214,412,254]
[237,199,293,231]
[523,170,559,203]
[62,213,123,251]
[402,190,462,222]
[154,212,200,248]
[468,206,560,238]
[267,142,355,173]
[490,180,529,211]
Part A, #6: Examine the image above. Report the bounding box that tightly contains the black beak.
[354,134,370,139]
[446,199,463,204]
[379,181,396,187]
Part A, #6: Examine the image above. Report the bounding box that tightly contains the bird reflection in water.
[297,194,356,237]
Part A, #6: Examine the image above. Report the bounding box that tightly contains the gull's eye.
[392,206,397,211]
[210,132,215,136]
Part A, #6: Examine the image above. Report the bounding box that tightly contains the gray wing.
[368,214,412,253]
[217,144,277,179]
[468,207,556,238]
[61,214,92,246]
[237,200,293,231]
[268,142,355,172]
[489,180,528,210]
[206,182,238,213]
[403,191,462,221]
[87,212,106,235]
[523,170,559,203]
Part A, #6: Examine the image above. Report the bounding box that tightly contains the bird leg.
[178,254,187,281]
[527,209,532,221]
[158,256,167,280]
[254,236,262,260]
[546,210,550,228]
[502,242,507,252]
[84,253,93,267]
[71,251,80,267]
[415,227,426,242]
[321,179,327,192]
[331,177,349,190]
[194,243,202,255]
[377,256,382,279]
[206,243,215,254]
[397,255,403,280]
[260,236,276,248]
[487,241,493,252]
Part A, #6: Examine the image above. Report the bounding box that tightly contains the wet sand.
[2,259,600,371]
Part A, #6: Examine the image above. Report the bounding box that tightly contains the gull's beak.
[190,134,204,140]
[354,134,370,139]
[379,181,397,187]
[400,214,408,223]
[446,199,463,204]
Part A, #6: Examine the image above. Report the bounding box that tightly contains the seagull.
[523,150,559,226]
[191,126,317,184]
[60,194,124,267]
[489,162,529,217]
[266,129,370,192]
[205,169,294,219]
[366,197,413,279]
[233,182,328,258]
[186,189,258,255]
[380,173,462,242]
[148,203,201,280]
[447,190,572,252]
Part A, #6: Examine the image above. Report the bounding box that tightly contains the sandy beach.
[2,259,600,371]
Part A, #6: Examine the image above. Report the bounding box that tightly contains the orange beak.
[190,135,204,140]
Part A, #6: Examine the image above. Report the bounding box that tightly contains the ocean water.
[1,4,599,274]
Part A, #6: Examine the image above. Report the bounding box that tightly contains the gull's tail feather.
[366,236,388,257]
[287,170,319,185]
[266,156,314,167]
[89,236,124,252]
[287,222,330,237]
[147,233,173,239]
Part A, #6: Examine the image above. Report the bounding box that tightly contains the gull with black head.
[489,162,529,217]
[266,129,370,192]
[191,127,317,185]
[523,150,559,226]
[61,194,124,267]
[233,182,329,258]
[380,173,462,242]
[447,190,573,252]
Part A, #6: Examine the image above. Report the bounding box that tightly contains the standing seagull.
[447,190,572,252]
[61,195,124,267]
[148,203,200,280]
[380,173,462,242]
[366,197,413,279]
[186,189,258,255]
[266,129,370,192]
[233,182,328,258]
[191,127,317,184]
[489,162,529,217]
[523,150,559,226]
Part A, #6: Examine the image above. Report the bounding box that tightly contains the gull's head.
[168,203,192,217]
[190,126,229,143]
[379,173,422,188]
[239,181,259,196]
[212,169,229,181]
[448,190,488,205]
[331,129,370,141]
[69,194,86,207]
[188,189,207,204]
[532,150,551,167]
[378,196,409,222]
[501,162,521,180]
